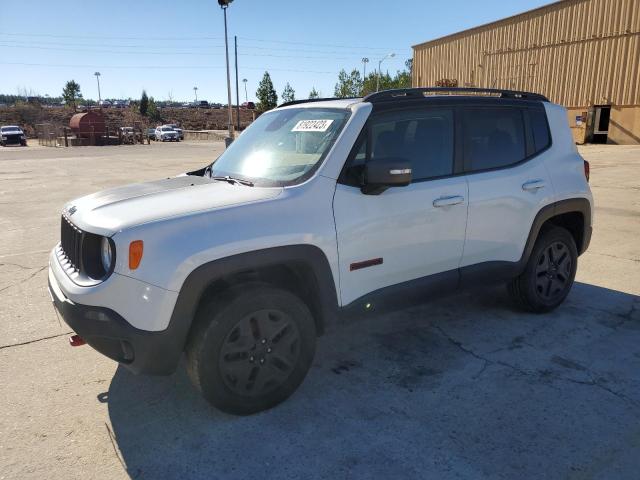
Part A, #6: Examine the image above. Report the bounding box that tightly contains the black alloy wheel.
[219,309,301,397]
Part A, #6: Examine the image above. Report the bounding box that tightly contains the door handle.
[522,179,546,191]
[433,195,464,208]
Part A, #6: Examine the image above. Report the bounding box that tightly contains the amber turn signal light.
[129,240,144,270]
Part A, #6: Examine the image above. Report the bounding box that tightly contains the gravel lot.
[1,141,639,480]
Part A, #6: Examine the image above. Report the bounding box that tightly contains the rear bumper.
[48,273,182,375]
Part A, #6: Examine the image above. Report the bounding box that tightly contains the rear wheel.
[186,284,316,415]
[508,226,577,312]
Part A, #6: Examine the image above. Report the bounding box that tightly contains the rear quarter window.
[530,107,551,152]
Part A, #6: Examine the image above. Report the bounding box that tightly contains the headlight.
[100,237,113,272]
[1,136,6,140]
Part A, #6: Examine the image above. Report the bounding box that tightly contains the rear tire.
[186,284,317,415]
[508,226,577,313]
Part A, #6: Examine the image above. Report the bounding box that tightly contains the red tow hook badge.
[69,334,86,347]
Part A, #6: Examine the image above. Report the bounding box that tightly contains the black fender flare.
[520,198,592,266]
[154,245,339,374]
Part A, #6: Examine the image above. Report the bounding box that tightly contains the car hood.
[63,176,282,236]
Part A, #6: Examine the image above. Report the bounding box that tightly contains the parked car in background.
[99,100,111,108]
[112,100,126,109]
[241,101,256,110]
[211,103,223,109]
[197,100,210,109]
[1,125,27,146]
[181,102,191,109]
[164,124,184,140]
[146,128,156,140]
[154,125,179,142]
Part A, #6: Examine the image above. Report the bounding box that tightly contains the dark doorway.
[592,105,611,144]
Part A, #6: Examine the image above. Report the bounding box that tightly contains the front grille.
[60,215,83,271]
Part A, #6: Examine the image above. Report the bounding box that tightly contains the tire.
[186,284,317,415]
[508,226,578,313]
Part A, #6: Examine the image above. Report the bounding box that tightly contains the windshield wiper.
[211,175,254,187]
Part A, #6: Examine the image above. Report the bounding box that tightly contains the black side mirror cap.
[361,158,412,195]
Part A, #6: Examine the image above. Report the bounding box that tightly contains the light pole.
[193,86,198,102]
[218,0,235,144]
[376,53,395,92]
[361,57,369,79]
[242,78,248,103]
[94,72,101,104]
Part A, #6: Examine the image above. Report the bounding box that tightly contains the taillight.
[584,160,590,182]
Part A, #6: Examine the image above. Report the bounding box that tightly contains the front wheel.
[186,284,317,415]
[508,226,578,312]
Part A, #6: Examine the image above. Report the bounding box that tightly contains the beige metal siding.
[412,0,640,107]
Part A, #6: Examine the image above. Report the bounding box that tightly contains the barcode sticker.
[292,119,334,132]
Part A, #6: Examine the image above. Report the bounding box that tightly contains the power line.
[238,36,406,51]
[0,32,406,52]
[0,42,374,61]
[0,38,411,57]
[0,61,338,74]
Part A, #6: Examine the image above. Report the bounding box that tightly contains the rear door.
[333,106,468,306]
[460,103,555,272]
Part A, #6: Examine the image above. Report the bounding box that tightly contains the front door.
[333,107,468,306]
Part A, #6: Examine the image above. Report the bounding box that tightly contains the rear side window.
[463,107,526,171]
[530,107,551,152]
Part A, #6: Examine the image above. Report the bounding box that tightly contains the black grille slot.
[60,215,83,271]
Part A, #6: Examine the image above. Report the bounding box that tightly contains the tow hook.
[69,334,86,347]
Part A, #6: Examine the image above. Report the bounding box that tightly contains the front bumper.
[49,272,182,374]
[48,247,182,375]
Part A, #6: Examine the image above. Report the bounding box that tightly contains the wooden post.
[64,128,68,147]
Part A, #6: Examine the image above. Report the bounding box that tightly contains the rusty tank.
[69,111,106,138]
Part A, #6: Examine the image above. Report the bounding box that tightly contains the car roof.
[276,88,549,111]
[1,125,21,129]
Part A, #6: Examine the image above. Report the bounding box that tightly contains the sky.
[0,0,554,104]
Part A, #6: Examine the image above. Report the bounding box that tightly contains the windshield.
[161,127,174,131]
[1,126,21,133]
[210,107,350,186]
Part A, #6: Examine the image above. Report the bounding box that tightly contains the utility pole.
[235,35,240,132]
[94,72,101,104]
[218,0,235,145]
[193,86,198,101]
[361,58,369,80]
[376,53,395,92]
[242,78,248,103]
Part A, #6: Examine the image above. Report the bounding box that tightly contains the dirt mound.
[0,104,256,137]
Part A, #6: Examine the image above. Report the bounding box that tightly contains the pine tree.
[139,90,149,116]
[61,80,82,108]
[334,69,363,98]
[256,72,278,112]
[281,83,295,103]
[147,97,161,122]
[308,87,320,99]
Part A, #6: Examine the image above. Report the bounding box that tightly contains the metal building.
[412,0,640,144]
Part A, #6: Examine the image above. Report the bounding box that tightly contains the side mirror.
[362,158,412,195]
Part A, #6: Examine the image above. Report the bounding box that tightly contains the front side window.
[463,107,526,171]
[343,108,455,184]
[211,107,350,186]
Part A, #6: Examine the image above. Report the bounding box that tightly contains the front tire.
[508,226,578,312]
[186,284,317,415]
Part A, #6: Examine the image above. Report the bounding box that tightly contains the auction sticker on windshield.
[292,119,334,132]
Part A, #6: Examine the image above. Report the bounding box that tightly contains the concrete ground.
[0,141,638,480]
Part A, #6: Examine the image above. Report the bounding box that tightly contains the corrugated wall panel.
[413,0,640,107]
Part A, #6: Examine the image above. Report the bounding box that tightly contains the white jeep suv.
[48,88,593,414]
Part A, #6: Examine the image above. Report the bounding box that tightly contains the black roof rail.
[364,87,549,103]
[278,96,361,108]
